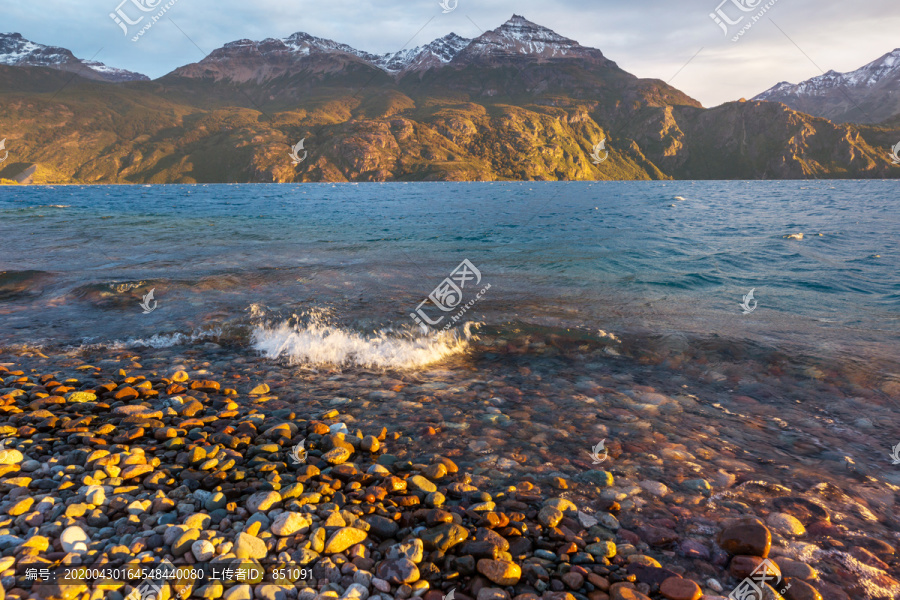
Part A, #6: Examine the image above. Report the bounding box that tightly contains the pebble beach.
[1,323,898,600]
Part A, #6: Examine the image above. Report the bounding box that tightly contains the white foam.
[252,316,476,370]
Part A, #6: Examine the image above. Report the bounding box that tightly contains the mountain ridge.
[0,17,898,183]
[0,32,148,82]
[753,48,900,124]
[168,15,611,82]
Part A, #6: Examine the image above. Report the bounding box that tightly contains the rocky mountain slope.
[1,18,898,183]
[0,32,148,82]
[753,49,900,124]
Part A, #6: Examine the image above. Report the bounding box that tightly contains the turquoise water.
[0,181,898,370]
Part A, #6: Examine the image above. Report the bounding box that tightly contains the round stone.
[192,539,216,561]
[408,475,437,493]
[717,518,772,558]
[271,512,311,536]
[659,577,702,600]
[766,512,806,537]
[476,559,521,585]
[234,532,268,559]
[375,558,419,584]
[60,526,89,554]
[324,527,368,554]
[361,436,380,452]
[246,491,281,513]
[538,506,564,528]
[0,449,24,465]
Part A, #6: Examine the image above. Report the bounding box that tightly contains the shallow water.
[0,181,898,373]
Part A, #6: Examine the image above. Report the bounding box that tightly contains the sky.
[2,0,899,107]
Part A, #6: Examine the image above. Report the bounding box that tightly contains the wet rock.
[543,498,577,515]
[775,558,817,580]
[608,586,651,600]
[766,513,806,537]
[783,579,822,600]
[637,524,678,547]
[717,518,771,558]
[771,498,829,525]
[678,539,709,560]
[729,555,772,579]
[638,480,669,497]
[659,577,701,600]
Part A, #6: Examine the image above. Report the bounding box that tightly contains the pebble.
[766,512,806,537]
[0,352,885,600]
[191,539,216,561]
[717,518,772,558]
[246,491,281,512]
[0,449,23,465]
[234,532,268,559]
[659,577,702,600]
[376,558,420,584]
[538,506,563,528]
[60,525,89,553]
[476,559,521,585]
[271,512,312,536]
[324,527,368,554]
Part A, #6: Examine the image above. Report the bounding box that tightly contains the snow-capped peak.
[755,48,900,99]
[0,32,148,82]
[373,33,472,73]
[456,14,598,61]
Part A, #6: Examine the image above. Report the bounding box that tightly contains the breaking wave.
[251,310,477,370]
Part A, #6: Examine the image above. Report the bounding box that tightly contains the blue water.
[0,181,898,368]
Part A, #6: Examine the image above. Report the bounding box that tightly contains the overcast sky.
[3,0,898,106]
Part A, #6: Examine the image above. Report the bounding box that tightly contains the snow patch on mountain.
[0,32,148,82]
[755,49,900,99]
[456,14,597,61]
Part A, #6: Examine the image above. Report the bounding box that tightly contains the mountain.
[0,17,898,184]
[753,49,900,124]
[169,31,472,84]
[0,33,148,82]
[453,14,605,63]
[167,14,608,83]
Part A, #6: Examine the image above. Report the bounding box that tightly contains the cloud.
[3,0,899,106]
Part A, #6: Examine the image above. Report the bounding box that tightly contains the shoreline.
[0,341,898,600]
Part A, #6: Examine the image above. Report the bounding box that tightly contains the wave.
[251,311,477,370]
